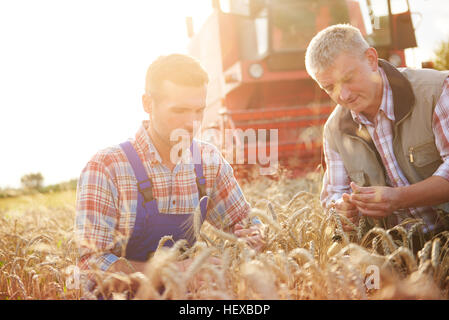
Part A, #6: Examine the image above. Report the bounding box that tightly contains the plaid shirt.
[322,68,449,231]
[75,120,250,273]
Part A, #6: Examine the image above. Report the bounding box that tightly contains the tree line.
[0,172,77,198]
[428,37,449,70]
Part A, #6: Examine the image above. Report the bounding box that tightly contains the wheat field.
[1,173,448,300]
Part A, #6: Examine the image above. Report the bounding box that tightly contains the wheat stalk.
[431,238,441,269]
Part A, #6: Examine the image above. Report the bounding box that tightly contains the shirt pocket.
[348,171,369,187]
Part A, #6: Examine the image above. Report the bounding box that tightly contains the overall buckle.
[196,176,206,199]
[137,179,155,204]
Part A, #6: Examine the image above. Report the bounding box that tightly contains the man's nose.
[184,121,194,133]
[184,115,197,133]
[338,84,351,102]
[187,112,202,128]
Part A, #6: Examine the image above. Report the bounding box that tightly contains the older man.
[305,24,449,242]
[75,54,265,294]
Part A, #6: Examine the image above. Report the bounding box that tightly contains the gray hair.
[305,24,370,80]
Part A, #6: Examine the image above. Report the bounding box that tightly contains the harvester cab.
[187,0,417,178]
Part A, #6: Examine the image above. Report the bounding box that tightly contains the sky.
[0,0,448,188]
[405,0,449,67]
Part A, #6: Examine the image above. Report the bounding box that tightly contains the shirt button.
[172,200,176,205]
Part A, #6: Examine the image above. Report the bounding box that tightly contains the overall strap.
[120,141,158,213]
[190,140,206,199]
[190,140,208,221]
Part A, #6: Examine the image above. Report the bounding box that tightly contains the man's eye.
[343,74,353,83]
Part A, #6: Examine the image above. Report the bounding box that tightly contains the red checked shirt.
[322,68,449,232]
[75,120,250,272]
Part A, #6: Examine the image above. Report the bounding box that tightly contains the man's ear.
[142,94,153,114]
[364,47,379,72]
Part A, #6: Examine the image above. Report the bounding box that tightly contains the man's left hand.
[349,182,403,218]
[233,222,266,252]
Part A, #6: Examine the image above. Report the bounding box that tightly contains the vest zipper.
[409,147,414,163]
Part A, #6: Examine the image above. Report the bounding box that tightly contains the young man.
[305,24,449,240]
[75,54,264,292]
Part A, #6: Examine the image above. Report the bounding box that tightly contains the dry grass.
[1,173,448,300]
[0,191,79,299]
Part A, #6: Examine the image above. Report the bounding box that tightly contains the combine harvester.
[187,0,417,178]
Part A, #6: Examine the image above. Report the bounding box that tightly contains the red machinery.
[187,0,417,177]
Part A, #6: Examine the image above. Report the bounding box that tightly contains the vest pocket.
[409,141,441,167]
[348,171,369,187]
[408,140,442,179]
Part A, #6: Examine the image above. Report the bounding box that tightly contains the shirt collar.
[135,120,162,165]
[350,67,395,125]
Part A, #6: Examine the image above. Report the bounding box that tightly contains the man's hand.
[334,193,359,231]
[349,182,402,218]
[233,222,266,252]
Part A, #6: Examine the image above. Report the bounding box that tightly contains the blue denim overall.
[119,140,208,262]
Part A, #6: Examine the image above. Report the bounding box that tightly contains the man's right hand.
[334,193,359,231]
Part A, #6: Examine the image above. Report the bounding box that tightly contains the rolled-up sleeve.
[205,153,250,230]
[75,160,120,273]
[321,137,352,209]
[432,77,449,182]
